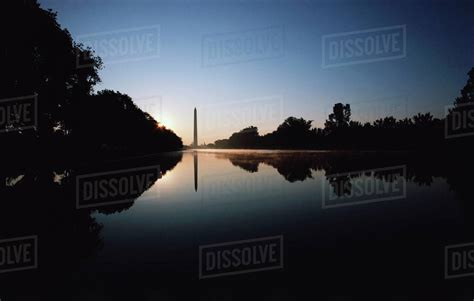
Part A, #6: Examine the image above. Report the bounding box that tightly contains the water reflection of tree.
[215,151,472,202]
[0,152,182,296]
[227,156,260,173]
[216,152,316,182]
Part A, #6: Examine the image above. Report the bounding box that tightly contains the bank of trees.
[1,1,182,162]
[210,68,474,150]
[211,112,443,150]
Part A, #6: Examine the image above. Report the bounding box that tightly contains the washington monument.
[193,107,198,148]
[193,108,198,191]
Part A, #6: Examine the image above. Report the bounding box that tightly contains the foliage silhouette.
[210,68,474,151]
[325,103,351,130]
[71,90,182,158]
[1,1,182,165]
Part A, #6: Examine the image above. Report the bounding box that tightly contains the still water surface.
[80,150,473,291]
[1,150,473,298]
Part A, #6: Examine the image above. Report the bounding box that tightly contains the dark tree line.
[0,1,182,164]
[210,68,474,151]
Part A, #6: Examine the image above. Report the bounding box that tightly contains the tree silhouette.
[454,67,474,107]
[325,103,351,131]
[71,90,182,157]
[2,1,101,134]
[210,74,474,151]
[1,1,182,163]
[209,67,474,151]
[277,117,313,133]
[413,113,434,128]
[446,67,474,143]
[373,116,397,128]
[228,126,260,148]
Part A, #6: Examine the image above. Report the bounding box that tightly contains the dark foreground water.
[1,150,473,300]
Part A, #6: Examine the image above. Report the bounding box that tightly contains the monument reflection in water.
[194,151,198,191]
[1,150,473,299]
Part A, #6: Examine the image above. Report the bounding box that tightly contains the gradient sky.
[40,0,474,145]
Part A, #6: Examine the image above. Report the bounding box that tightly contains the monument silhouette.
[193,108,198,148]
[193,108,198,191]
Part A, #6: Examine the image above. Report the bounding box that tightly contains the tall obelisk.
[193,107,198,148]
[193,108,198,191]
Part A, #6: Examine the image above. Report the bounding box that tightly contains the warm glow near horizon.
[158,114,175,132]
[41,0,474,146]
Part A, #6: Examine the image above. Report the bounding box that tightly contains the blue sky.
[40,0,474,145]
